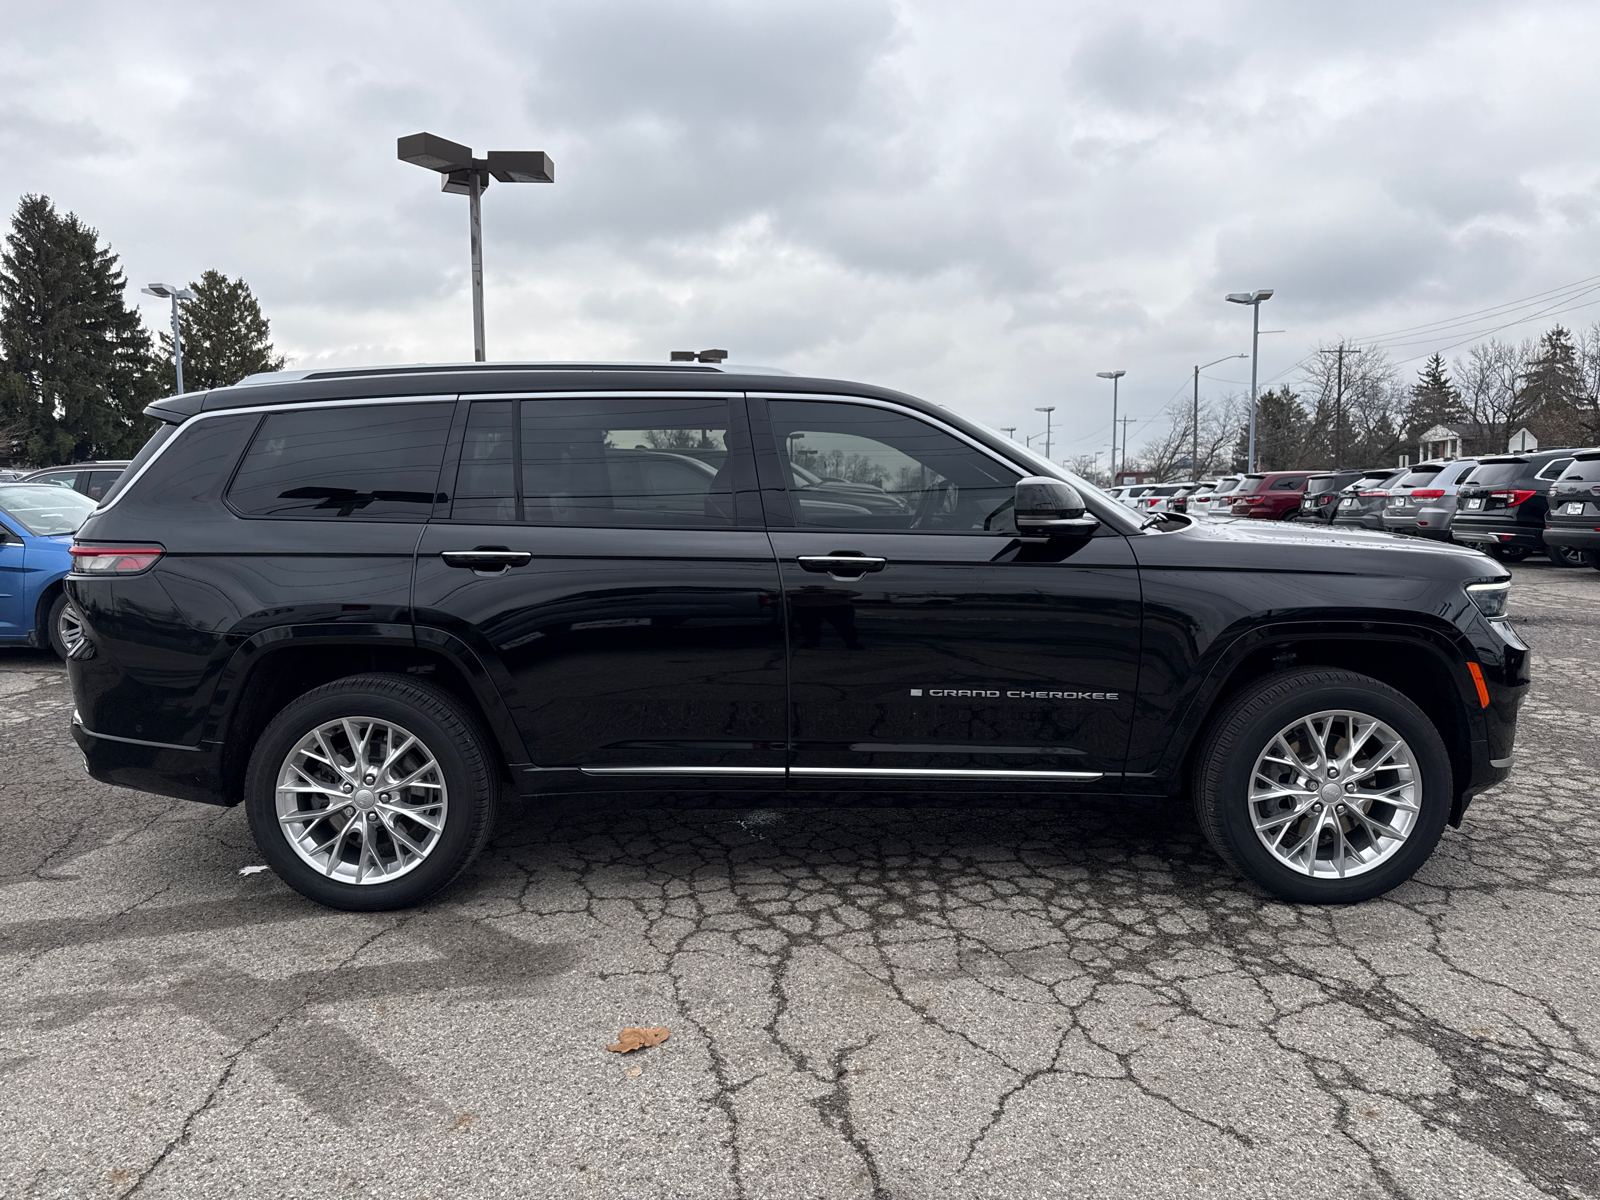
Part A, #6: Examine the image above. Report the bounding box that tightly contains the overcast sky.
[6,0,1600,460]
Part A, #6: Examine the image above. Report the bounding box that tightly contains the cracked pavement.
[2,561,1597,1199]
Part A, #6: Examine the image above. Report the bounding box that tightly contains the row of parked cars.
[1108,446,1600,570]
[0,460,129,657]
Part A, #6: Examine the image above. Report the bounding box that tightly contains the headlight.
[1465,580,1510,617]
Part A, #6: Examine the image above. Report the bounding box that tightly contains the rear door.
[412,392,786,788]
[754,394,1141,792]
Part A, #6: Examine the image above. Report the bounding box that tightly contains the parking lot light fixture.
[1225,290,1274,471]
[1096,371,1125,478]
[398,132,554,362]
[1034,406,1056,459]
[1193,354,1247,481]
[141,283,196,394]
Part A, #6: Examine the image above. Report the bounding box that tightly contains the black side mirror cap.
[1014,476,1100,538]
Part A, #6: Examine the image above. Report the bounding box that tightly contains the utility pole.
[1035,407,1056,459]
[1317,342,1348,467]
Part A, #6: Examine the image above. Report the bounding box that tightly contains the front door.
[412,392,787,790]
[755,396,1143,792]
[0,521,24,638]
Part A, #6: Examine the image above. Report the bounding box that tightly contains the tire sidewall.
[245,685,489,910]
[1212,682,1452,904]
[46,591,73,660]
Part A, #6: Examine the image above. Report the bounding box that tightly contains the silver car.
[1192,475,1244,518]
[1382,459,1478,540]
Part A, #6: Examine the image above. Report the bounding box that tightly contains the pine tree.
[1521,325,1586,446]
[1406,353,1460,437]
[156,269,286,391]
[0,195,158,465]
[1233,385,1307,471]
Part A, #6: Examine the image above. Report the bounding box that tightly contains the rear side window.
[1535,457,1574,481]
[1559,457,1600,483]
[101,425,176,505]
[83,470,121,501]
[451,395,736,527]
[1463,461,1529,488]
[1270,476,1305,490]
[228,402,453,519]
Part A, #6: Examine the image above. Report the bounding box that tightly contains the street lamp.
[142,283,195,394]
[1192,354,1247,481]
[1034,406,1056,459]
[398,132,554,362]
[1095,371,1125,482]
[1225,289,1274,471]
[1001,427,1017,439]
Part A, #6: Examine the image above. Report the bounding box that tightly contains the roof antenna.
[670,349,729,363]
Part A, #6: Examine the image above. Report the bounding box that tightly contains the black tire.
[1191,669,1452,904]
[244,673,498,911]
[1546,543,1587,568]
[1498,546,1531,562]
[46,591,80,660]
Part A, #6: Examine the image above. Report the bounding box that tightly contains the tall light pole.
[142,283,195,393]
[1096,371,1125,481]
[1192,354,1247,481]
[398,133,554,362]
[1034,406,1056,459]
[1225,289,1274,471]
[1001,426,1017,439]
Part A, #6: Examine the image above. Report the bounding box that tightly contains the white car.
[1190,475,1244,518]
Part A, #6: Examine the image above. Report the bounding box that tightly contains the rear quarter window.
[228,402,453,519]
[1558,457,1600,483]
[1534,457,1574,481]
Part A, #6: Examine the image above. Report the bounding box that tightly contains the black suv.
[1543,449,1600,570]
[66,363,1528,910]
[1331,470,1405,529]
[1298,469,1375,523]
[1451,450,1576,561]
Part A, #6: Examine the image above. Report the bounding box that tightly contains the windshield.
[1558,456,1600,483]
[1463,462,1528,488]
[0,485,98,535]
[1304,476,1337,495]
[1394,467,1444,488]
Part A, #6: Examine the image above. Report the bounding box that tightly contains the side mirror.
[1014,476,1100,538]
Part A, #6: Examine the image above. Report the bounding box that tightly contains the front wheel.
[244,674,498,910]
[1547,543,1587,568]
[1191,669,1451,904]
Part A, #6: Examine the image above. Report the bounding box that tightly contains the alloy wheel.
[1248,709,1420,879]
[56,602,85,656]
[275,716,448,884]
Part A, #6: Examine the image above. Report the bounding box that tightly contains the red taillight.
[1411,489,1445,499]
[1359,490,1389,497]
[69,544,164,574]
[1241,495,1265,504]
[1491,489,1537,507]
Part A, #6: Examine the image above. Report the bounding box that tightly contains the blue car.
[0,483,99,657]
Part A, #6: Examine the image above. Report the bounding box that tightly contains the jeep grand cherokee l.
[65,362,1527,910]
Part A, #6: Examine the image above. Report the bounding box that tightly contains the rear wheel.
[1547,543,1587,568]
[47,592,83,660]
[1192,669,1451,904]
[245,673,498,911]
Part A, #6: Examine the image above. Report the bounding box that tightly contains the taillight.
[70,544,165,574]
[1241,496,1265,504]
[1359,490,1389,497]
[1411,489,1445,499]
[1490,490,1537,507]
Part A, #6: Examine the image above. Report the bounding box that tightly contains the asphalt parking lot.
[2,561,1597,1200]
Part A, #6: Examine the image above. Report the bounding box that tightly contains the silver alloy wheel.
[56,602,85,656]
[275,716,448,885]
[1249,709,1420,879]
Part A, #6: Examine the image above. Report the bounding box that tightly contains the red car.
[1230,471,1311,519]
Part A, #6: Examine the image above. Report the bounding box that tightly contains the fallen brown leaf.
[626,1066,643,1077]
[608,1026,669,1053]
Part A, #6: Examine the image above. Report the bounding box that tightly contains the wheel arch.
[1158,622,1481,826]
[207,627,529,807]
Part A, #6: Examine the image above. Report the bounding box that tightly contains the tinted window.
[229,403,452,519]
[83,470,121,501]
[768,400,1018,532]
[1304,477,1336,495]
[1463,462,1529,488]
[101,425,176,505]
[28,471,78,489]
[1558,457,1600,483]
[1535,457,1574,481]
[451,396,735,527]
[1393,467,1444,488]
[1270,476,1305,490]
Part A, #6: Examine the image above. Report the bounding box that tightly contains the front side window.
[451,395,735,527]
[766,400,1018,532]
[228,402,453,519]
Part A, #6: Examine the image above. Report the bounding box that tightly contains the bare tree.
[1453,339,1532,448]
[1063,453,1105,484]
[1296,343,1404,468]
[1129,394,1246,480]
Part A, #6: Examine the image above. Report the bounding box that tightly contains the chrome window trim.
[96,391,746,516]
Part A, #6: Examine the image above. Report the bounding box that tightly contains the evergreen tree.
[1406,353,1461,437]
[156,269,286,391]
[1521,325,1586,445]
[0,195,158,465]
[1232,385,1307,471]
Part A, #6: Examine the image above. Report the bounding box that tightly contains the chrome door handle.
[797,555,887,576]
[440,550,533,569]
